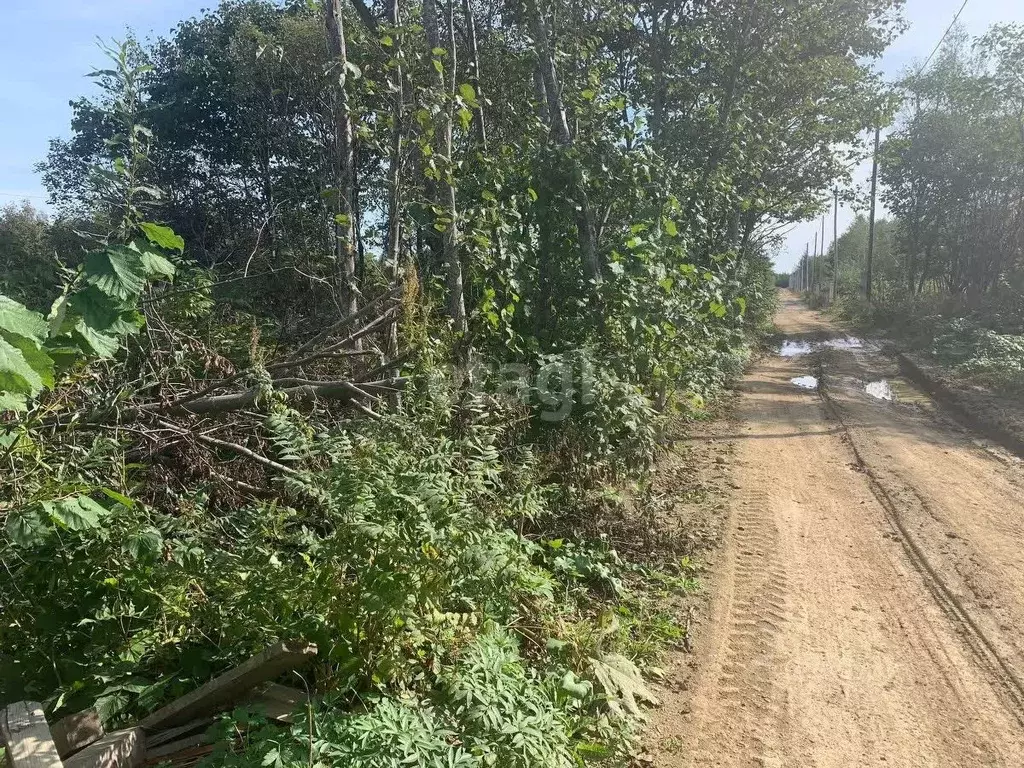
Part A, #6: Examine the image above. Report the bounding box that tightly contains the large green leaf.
[137,247,176,280]
[0,335,43,395]
[139,222,184,253]
[84,247,147,300]
[2,332,55,390]
[6,506,51,548]
[0,391,28,412]
[0,296,48,345]
[73,320,121,358]
[124,527,163,560]
[67,288,144,357]
[51,496,109,532]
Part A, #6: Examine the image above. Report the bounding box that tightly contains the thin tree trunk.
[918,243,931,295]
[832,188,839,300]
[525,0,601,285]
[423,0,468,332]
[650,0,667,148]
[325,0,359,318]
[533,64,550,126]
[384,0,404,401]
[462,0,486,148]
[866,125,879,303]
[354,141,366,284]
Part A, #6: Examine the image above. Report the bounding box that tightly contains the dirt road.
[651,293,1024,767]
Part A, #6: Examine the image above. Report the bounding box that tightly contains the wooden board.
[50,710,103,758]
[1,701,64,768]
[140,733,207,763]
[63,728,144,768]
[138,642,317,732]
[142,720,212,750]
[245,683,313,724]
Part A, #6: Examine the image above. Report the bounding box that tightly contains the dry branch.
[155,420,300,477]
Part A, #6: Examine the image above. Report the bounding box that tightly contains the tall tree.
[423,0,467,332]
[325,0,360,317]
[525,0,601,286]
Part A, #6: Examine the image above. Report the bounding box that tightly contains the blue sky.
[2,0,1023,271]
[0,0,210,205]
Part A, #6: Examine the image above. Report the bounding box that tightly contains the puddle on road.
[791,376,819,390]
[865,380,896,401]
[822,337,864,350]
[777,337,869,357]
[779,340,814,357]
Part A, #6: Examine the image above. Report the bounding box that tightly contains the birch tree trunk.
[385,0,404,370]
[462,0,487,148]
[324,0,359,318]
[424,0,468,333]
[525,0,601,286]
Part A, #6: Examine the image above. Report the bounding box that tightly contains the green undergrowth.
[1,384,716,765]
[831,289,1024,394]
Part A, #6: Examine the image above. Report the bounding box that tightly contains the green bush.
[203,631,607,768]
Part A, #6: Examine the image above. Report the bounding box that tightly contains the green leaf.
[99,487,136,508]
[527,187,538,202]
[581,88,596,101]
[124,528,163,560]
[0,335,43,395]
[6,507,51,548]
[84,248,147,301]
[138,248,176,280]
[73,321,121,358]
[52,496,108,532]
[48,292,70,338]
[0,296,48,345]
[663,218,678,237]
[560,671,591,699]
[736,296,747,315]
[458,83,476,102]
[139,222,184,253]
[68,287,144,348]
[380,34,394,46]
[0,391,28,412]
[3,333,55,390]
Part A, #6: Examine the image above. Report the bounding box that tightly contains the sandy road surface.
[652,293,1024,767]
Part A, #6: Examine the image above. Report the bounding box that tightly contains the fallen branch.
[156,419,300,477]
[288,285,402,359]
[269,305,400,373]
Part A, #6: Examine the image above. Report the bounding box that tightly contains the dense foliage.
[2,0,899,761]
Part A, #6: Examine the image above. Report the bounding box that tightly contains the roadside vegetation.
[1,0,898,763]
[799,24,1024,397]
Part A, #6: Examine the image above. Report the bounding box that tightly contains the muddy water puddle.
[865,380,896,401]
[777,336,870,357]
[864,377,930,405]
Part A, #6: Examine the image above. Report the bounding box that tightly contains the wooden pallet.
[1,642,316,768]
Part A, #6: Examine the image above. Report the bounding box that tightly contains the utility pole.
[813,231,818,295]
[820,214,826,300]
[833,188,839,301]
[866,125,880,303]
[798,244,806,292]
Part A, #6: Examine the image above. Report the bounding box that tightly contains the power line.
[0,192,48,200]
[920,0,970,72]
